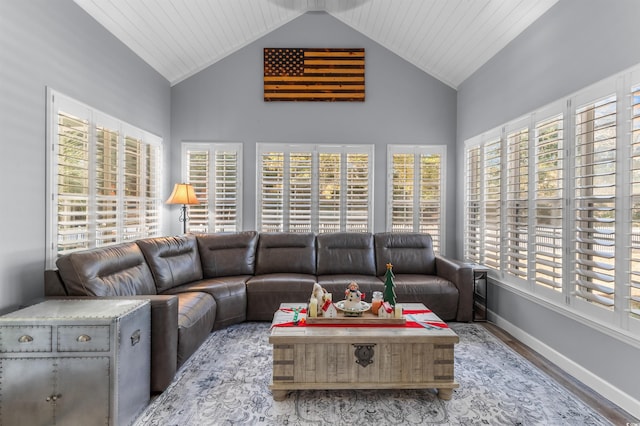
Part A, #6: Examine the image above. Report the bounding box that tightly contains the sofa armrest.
[44,269,68,296]
[435,256,474,322]
[106,295,179,392]
[142,295,179,392]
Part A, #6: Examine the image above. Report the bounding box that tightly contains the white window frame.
[46,89,162,268]
[462,64,640,339]
[181,142,243,233]
[386,145,446,254]
[504,119,530,281]
[482,131,503,272]
[570,79,619,326]
[256,143,374,233]
[531,100,566,304]
[629,69,640,335]
[464,137,483,264]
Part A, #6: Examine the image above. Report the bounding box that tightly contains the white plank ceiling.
[73,0,558,88]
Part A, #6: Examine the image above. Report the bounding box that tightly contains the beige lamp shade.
[166,183,200,205]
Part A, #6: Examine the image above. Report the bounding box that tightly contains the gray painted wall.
[456,0,640,412]
[457,0,640,142]
[170,12,458,246]
[0,0,171,313]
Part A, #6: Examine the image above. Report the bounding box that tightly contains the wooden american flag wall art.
[263,48,365,102]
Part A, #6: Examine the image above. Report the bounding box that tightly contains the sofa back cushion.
[56,242,157,296]
[137,235,203,293]
[374,232,436,276]
[316,232,376,276]
[196,231,258,278]
[255,233,316,275]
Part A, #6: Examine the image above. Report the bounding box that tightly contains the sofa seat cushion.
[163,276,249,330]
[175,292,216,367]
[317,275,383,301]
[56,242,156,296]
[137,235,203,294]
[245,273,316,321]
[387,274,459,320]
[196,232,258,278]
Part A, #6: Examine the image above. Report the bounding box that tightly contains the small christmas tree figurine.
[383,262,397,306]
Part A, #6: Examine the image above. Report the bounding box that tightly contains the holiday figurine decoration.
[344,281,364,310]
[383,262,397,307]
[321,298,338,318]
[311,283,326,315]
[378,301,394,318]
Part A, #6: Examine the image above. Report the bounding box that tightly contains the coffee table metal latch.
[353,344,375,367]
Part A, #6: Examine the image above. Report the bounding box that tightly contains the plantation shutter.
[533,114,564,291]
[95,123,119,247]
[318,152,342,233]
[391,153,414,232]
[345,153,370,232]
[186,149,209,232]
[290,152,313,232]
[56,111,90,254]
[461,67,640,334]
[483,137,502,270]
[318,152,341,233]
[505,127,529,279]
[630,84,640,319]
[464,144,482,263]
[257,144,372,233]
[122,136,144,241]
[145,143,161,236]
[214,150,240,231]
[185,144,242,233]
[259,151,285,232]
[320,149,373,233]
[574,94,617,309]
[49,91,162,263]
[388,146,445,254]
[419,152,443,251]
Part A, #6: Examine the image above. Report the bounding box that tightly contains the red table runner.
[272,308,448,329]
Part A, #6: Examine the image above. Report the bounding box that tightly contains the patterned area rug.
[133,322,611,425]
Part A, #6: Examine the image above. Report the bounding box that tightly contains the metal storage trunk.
[0,299,151,426]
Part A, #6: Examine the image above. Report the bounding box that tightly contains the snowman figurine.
[344,281,364,311]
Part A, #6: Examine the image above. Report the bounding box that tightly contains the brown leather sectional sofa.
[45,231,474,393]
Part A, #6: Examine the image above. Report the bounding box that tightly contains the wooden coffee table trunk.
[269,303,459,401]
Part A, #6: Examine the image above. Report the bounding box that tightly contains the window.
[505,126,529,278]
[464,134,500,268]
[387,145,446,253]
[533,113,564,292]
[573,94,617,311]
[47,90,162,267]
[629,83,640,321]
[256,144,373,233]
[182,143,242,233]
[464,144,482,263]
[463,64,640,337]
[483,137,502,270]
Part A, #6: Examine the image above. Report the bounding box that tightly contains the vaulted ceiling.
[73,0,558,88]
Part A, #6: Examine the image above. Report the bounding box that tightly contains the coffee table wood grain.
[269,302,459,401]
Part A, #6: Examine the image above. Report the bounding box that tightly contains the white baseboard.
[490,312,640,421]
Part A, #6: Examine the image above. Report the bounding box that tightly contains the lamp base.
[179,204,188,234]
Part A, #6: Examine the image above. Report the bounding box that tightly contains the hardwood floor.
[481,322,638,425]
